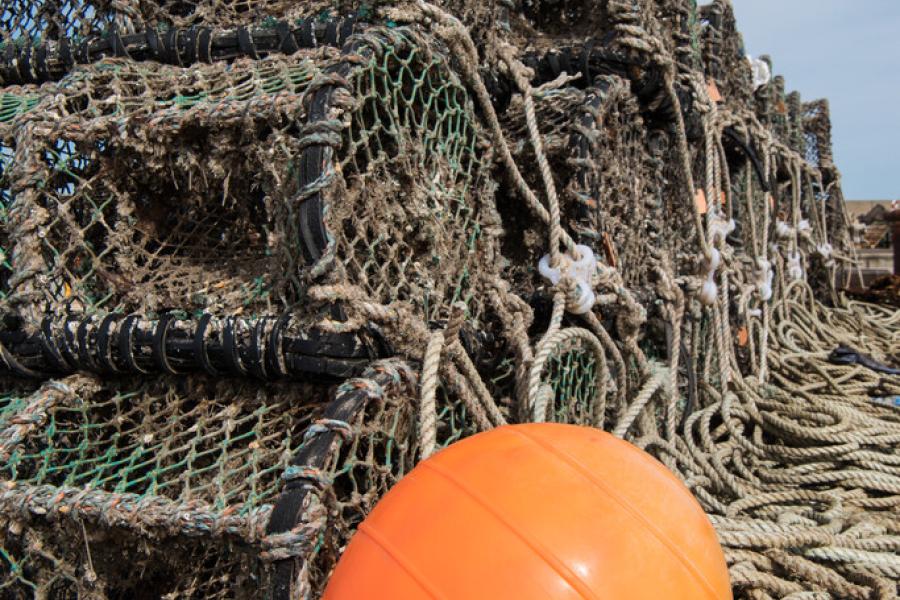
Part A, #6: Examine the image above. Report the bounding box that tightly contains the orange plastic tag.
[601,232,618,269]
[767,194,775,211]
[695,189,708,214]
[737,326,749,347]
[707,79,723,103]
[720,190,727,207]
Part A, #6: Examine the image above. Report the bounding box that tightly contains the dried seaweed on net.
[0,373,330,598]
[314,27,500,329]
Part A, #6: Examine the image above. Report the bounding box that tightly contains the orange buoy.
[324,424,732,600]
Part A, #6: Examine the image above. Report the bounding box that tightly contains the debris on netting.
[0,0,896,598]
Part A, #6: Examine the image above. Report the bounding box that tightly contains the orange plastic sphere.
[324,424,732,600]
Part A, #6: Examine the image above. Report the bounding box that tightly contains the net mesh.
[0,374,328,597]
[320,28,496,325]
[0,0,332,43]
[0,52,333,324]
[0,26,499,340]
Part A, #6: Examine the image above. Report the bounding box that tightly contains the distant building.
[845,200,894,283]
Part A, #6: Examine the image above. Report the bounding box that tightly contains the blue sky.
[730,0,900,200]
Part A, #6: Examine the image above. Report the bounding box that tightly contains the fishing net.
[0,374,329,598]
[0,1,896,599]
[0,25,500,380]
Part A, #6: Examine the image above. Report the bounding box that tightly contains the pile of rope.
[0,0,896,599]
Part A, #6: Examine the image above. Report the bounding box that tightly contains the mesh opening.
[544,337,604,426]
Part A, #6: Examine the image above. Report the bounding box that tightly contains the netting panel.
[0,0,329,42]
[322,29,497,325]
[0,52,336,325]
[0,375,329,598]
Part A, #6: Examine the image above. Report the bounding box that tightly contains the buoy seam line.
[421,459,599,600]
[357,518,446,600]
[509,426,722,600]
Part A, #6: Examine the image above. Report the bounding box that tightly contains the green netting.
[546,338,603,425]
[0,374,328,597]
[321,28,494,325]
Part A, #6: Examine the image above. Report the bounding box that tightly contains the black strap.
[194,313,220,376]
[35,44,50,82]
[109,27,129,58]
[339,17,357,45]
[96,313,123,373]
[266,312,292,378]
[76,317,101,372]
[222,317,248,376]
[58,38,74,69]
[248,318,269,379]
[183,27,199,65]
[163,28,180,65]
[39,318,71,372]
[146,27,161,61]
[198,27,213,62]
[19,44,33,83]
[237,27,258,59]
[300,19,316,47]
[276,21,299,54]
[60,318,80,368]
[119,314,150,374]
[152,313,180,375]
[324,20,339,46]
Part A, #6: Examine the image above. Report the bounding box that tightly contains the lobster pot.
[0,0,333,44]
[698,0,753,108]
[0,374,329,598]
[0,27,502,379]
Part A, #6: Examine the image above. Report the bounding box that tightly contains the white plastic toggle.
[709,217,736,245]
[775,220,793,240]
[747,56,771,90]
[787,252,804,281]
[755,257,774,302]
[816,243,835,267]
[699,248,721,306]
[538,245,598,315]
